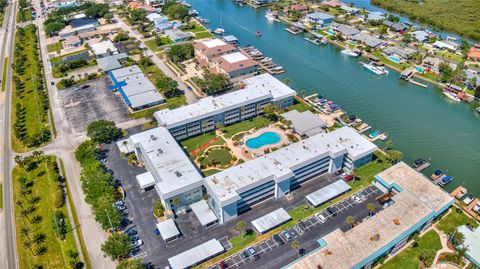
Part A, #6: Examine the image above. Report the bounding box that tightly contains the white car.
[316,213,326,223]
[473,202,480,213]
[132,240,143,248]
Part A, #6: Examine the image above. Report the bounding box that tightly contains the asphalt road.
[0,0,20,268]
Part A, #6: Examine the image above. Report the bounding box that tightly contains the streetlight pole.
[105,208,114,231]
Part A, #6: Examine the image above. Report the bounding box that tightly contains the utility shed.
[168,239,225,269]
[306,180,351,207]
[190,200,218,227]
[252,208,291,234]
[156,219,180,242]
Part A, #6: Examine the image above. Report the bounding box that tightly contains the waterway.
[188,0,480,195]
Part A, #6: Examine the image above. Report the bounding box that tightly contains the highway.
[0,0,20,268]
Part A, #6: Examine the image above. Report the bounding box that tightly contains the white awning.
[116,139,134,154]
[156,219,180,241]
[168,239,225,269]
[190,200,218,227]
[251,208,291,234]
[306,180,351,207]
[135,171,156,189]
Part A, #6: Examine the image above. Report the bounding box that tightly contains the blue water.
[246,132,281,149]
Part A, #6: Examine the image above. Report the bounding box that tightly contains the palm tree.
[35,245,48,256]
[291,240,300,257]
[32,215,43,224]
[171,198,181,212]
[20,226,30,239]
[22,239,35,255]
[236,221,247,238]
[283,77,292,86]
[29,195,41,205]
[367,203,376,216]
[385,140,394,150]
[14,155,24,167]
[346,216,355,228]
[300,89,307,98]
[33,233,46,244]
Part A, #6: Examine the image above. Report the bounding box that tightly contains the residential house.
[340,5,359,15]
[90,40,118,57]
[331,23,360,38]
[350,33,385,48]
[304,12,334,29]
[64,36,82,47]
[164,29,193,42]
[211,52,259,81]
[433,40,460,52]
[194,39,237,66]
[322,0,343,8]
[382,46,416,61]
[467,44,480,62]
[283,4,309,16]
[411,30,429,42]
[422,56,443,73]
[367,11,385,21]
[382,20,408,32]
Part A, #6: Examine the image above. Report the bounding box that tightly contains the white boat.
[273,66,283,70]
[361,62,388,75]
[265,12,275,22]
[319,38,328,45]
[260,57,272,62]
[442,91,461,102]
[341,49,359,57]
[213,28,225,35]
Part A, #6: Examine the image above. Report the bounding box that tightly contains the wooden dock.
[240,47,285,75]
[414,162,431,172]
[285,27,303,35]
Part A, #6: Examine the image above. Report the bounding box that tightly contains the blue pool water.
[388,56,401,63]
[415,66,425,72]
[246,132,281,149]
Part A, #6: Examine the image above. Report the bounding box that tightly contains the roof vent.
[150,135,157,141]
[157,149,163,154]
[175,171,182,177]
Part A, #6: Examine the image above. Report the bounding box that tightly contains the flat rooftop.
[286,163,453,269]
[327,127,378,161]
[128,127,203,200]
[222,51,249,63]
[281,110,326,137]
[155,74,296,129]
[202,39,227,48]
[204,129,349,206]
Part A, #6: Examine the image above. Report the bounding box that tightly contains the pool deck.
[240,126,290,157]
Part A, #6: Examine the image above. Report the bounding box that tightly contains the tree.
[385,140,394,150]
[155,76,179,98]
[113,32,129,42]
[263,104,278,121]
[197,71,229,95]
[101,233,131,261]
[103,12,113,21]
[171,198,181,210]
[236,221,247,238]
[283,77,291,86]
[167,43,194,63]
[291,240,300,257]
[154,35,163,47]
[386,150,403,164]
[418,248,436,266]
[116,259,146,269]
[35,245,48,256]
[86,120,122,143]
[367,203,376,216]
[300,89,307,98]
[346,216,355,228]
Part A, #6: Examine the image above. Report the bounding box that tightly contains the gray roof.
[281,110,326,136]
[306,180,351,207]
[96,53,128,71]
[156,219,180,241]
[306,12,334,21]
[351,33,384,48]
[332,23,360,37]
[411,30,429,42]
[251,208,291,234]
[367,11,385,21]
[382,20,408,31]
[165,29,193,41]
[382,46,416,59]
[168,239,224,269]
[128,127,204,200]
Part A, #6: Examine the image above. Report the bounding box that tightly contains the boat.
[198,17,210,24]
[341,49,359,57]
[265,12,275,22]
[255,31,262,37]
[442,91,461,102]
[379,134,388,141]
[412,158,426,168]
[213,27,225,35]
[437,175,453,186]
[463,195,474,205]
[319,38,328,45]
[361,62,388,75]
[431,169,443,180]
[273,66,283,71]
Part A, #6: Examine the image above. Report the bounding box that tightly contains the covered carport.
[251,208,291,234]
[135,171,156,190]
[190,200,218,228]
[306,180,351,207]
[156,219,180,242]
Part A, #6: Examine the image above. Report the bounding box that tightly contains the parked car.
[114,200,126,211]
[252,254,260,261]
[298,221,307,230]
[283,231,292,241]
[242,250,249,259]
[247,247,256,256]
[132,240,143,248]
[80,84,90,89]
[463,195,474,205]
[273,234,284,245]
[219,261,228,269]
[125,228,137,236]
[316,213,327,223]
[327,207,337,217]
[50,81,55,85]
[473,202,480,212]
[130,235,139,242]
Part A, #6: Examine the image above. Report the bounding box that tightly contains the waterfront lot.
[58,78,129,133]
[104,127,354,268]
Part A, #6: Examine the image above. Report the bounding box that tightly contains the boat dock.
[400,68,428,88]
[241,46,285,75]
[450,186,480,222]
[414,161,431,172]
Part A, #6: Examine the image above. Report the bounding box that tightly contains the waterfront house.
[211,51,259,81]
[194,39,237,66]
[146,12,162,22]
[330,23,360,38]
[340,5,359,15]
[468,44,480,62]
[350,33,385,48]
[422,56,443,74]
[382,20,408,32]
[366,11,385,22]
[411,30,429,42]
[382,46,416,61]
[304,12,334,29]
[154,21,173,32]
[433,40,460,52]
[164,29,193,42]
[283,4,309,16]
[321,0,343,8]
[464,69,480,88]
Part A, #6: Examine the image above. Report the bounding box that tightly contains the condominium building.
[211,52,259,81]
[194,39,237,66]
[155,74,296,140]
[286,162,453,269]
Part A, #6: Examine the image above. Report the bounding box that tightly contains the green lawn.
[202,148,232,166]
[11,25,51,152]
[220,117,272,138]
[47,42,63,53]
[0,183,3,209]
[2,57,7,91]
[181,132,225,157]
[437,209,478,234]
[380,230,442,269]
[144,37,174,52]
[128,95,186,119]
[203,169,222,176]
[194,31,214,39]
[13,156,80,268]
[436,50,463,64]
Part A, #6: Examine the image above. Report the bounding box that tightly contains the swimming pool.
[245,132,281,149]
[387,56,401,64]
[415,66,424,72]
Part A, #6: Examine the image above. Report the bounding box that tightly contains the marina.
[240,45,285,75]
[187,0,480,196]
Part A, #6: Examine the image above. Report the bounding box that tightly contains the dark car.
[125,228,137,236]
[50,81,55,85]
[242,250,249,259]
[298,221,307,230]
[327,207,337,217]
[219,261,228,269]
[252,254,260,261]
[80,84,90,89]
[273,234,284,245]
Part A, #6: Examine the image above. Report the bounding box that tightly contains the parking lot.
[207,186,382,269]
[58,77,129,133]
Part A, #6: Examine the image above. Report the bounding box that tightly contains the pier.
[400,68,428,88]
[240,46,285,75]
[414,161,431,172]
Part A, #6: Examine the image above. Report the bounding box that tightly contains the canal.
[188,0,480,195]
